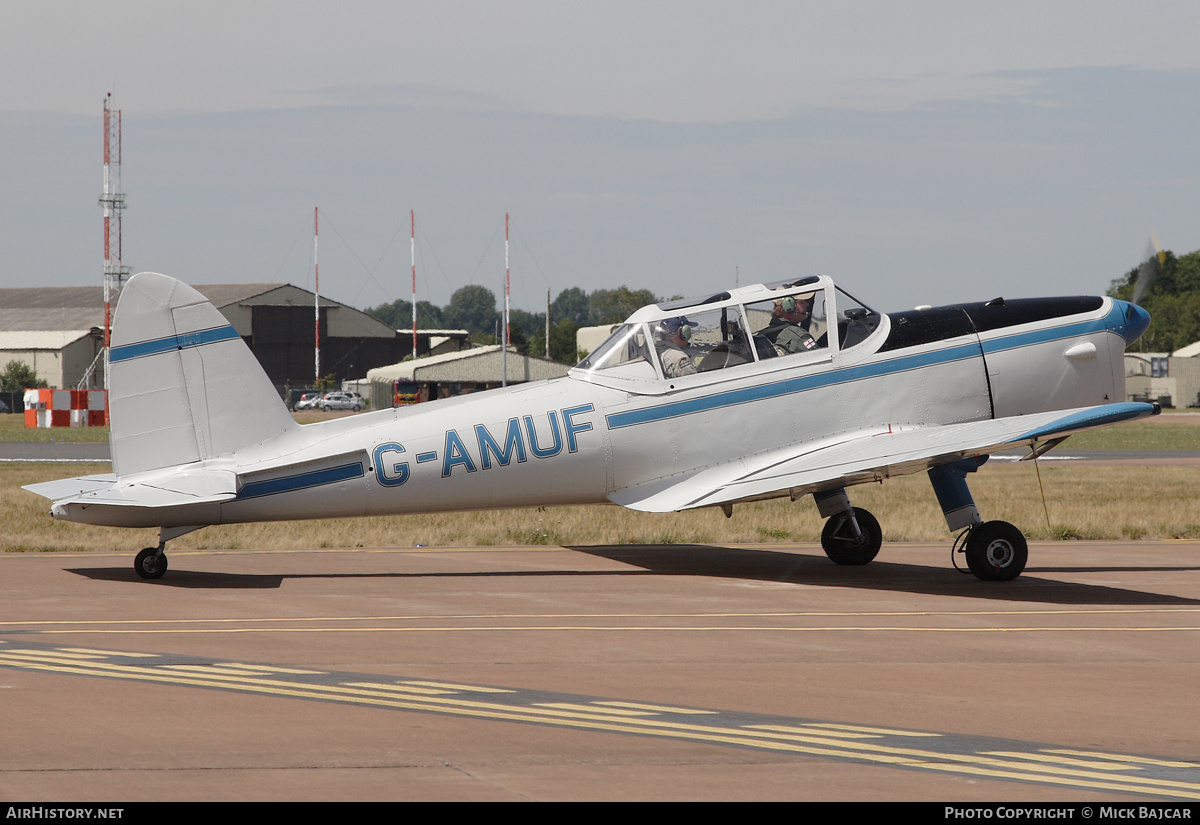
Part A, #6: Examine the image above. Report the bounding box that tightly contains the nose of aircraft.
[1111,299,1151,345]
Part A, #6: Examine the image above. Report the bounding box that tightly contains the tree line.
[365,285,659,365]
[364,244,1200,367]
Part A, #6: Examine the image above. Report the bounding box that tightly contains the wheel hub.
[985,539,1014,568]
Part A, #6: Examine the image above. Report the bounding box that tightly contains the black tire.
[134,547,168,580]
[821,507,882,565]
[964,521,1027,581]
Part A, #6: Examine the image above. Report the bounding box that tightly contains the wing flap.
[609,402,1158,513]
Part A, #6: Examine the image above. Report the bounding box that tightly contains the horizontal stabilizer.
[609,402,1158,513]
[22,474,117,501]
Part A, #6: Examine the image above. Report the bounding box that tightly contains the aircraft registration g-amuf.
[26,271,1154,582]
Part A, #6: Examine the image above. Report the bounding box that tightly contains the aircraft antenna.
[411,209,417,360]
[314,207,321,386]
[99,94,130,394]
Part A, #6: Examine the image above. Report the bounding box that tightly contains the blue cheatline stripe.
[605,341,983,429]
[978,310,1115,355]
[1010,402,1157,442]
[605,304,1123,431]
[109,325,241,363]
[235,462,364,500]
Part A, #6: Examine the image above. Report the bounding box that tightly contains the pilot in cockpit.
[763,294,820,354]
[656,316,699,378]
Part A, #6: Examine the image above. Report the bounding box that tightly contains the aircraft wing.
[608,401,1158,513]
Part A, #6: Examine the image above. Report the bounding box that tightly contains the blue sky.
[3,2,1198,314]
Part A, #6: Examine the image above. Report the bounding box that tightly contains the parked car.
[294,391,324,411]
[319,391,365,412]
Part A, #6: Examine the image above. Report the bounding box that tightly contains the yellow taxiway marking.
[342,682,458,696]
[399,680,514,693]
[533,703,659,717]
[2,647,1199,800]
[217,662,324,675]
[594,701,716,715]
[803,722,940,737]
[1043,749,1199,768]
[981,751,1154,771]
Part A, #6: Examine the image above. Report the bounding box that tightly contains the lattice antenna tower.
[100,93,130,388]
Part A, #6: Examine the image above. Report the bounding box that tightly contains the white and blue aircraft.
[26,271,1155,582]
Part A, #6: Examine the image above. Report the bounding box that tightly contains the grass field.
[6,459,1199,555]
[5,409,1200,449]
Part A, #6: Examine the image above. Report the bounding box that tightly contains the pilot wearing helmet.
[656,316,698,378]
[764,294,819,354]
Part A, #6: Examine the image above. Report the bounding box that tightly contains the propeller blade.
[1131,230,1164,306]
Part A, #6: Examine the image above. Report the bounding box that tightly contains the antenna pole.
[411,209,417,359]
[314,207,320,386]
[503,213,510,387]
[99,94,128,392]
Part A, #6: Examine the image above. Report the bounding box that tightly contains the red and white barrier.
[24,389,107,428]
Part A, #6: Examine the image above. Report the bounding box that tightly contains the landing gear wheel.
[964,521,1027,581]
[134,547,168,580]
[821,507,882,565]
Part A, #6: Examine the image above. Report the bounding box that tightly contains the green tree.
[444,285,498,334]
[551,287,590,327]
[1109,249,1200,353]
[588,286,659,325]
[0,360,47,392]
[364,298,444,329]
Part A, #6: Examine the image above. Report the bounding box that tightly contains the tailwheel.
[134,547,168,580]
[963,521,1027,581]
[821,507,882,565]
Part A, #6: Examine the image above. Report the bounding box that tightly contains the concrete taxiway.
[1,540,1199,801]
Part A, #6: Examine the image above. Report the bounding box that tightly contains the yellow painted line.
[594,701,717,715]
[399,680,514,693]
[802,723,940,737]
[981,751,1142,771]
[342,682,457,696]
[218,663,325,675]
[747,725,883,740]
[56,647,159,657]
[0,652,111,661]
[163,665,291,677]
[1043,749,1199,768]
[8,625,1196,636]
[3,654,1200,799]
[3,606,1200,628]
[533,703,658,717]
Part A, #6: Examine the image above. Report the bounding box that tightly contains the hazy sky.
[3,1,1199,314]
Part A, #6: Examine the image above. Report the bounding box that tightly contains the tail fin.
[108,272,297,477]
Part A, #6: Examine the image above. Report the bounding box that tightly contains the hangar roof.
[367,346,570,384]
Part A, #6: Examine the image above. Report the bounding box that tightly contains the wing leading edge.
[608,401,1158,513]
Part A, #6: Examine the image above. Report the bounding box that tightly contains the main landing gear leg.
[814,488,882,566]
[928,458,1027,581]
[133,525,204,580]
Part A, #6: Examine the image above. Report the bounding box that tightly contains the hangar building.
[0,283,403,392]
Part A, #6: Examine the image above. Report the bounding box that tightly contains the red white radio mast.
[314,207,321,385]
[99,93,129,390]
[411,210,417,359]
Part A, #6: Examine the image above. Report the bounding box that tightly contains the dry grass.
[6,460,1199,555]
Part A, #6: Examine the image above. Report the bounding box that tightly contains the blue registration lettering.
[562,404,595,453]
[442,429,477,476]
[372,442,409,487]
[476,418,527,469]
[524,411,563,458]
